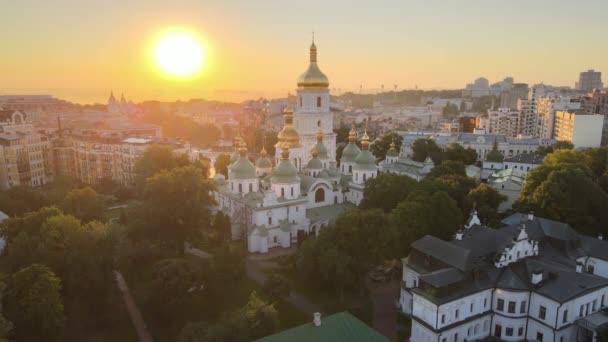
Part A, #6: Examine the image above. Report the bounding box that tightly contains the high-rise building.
[463,78,491,98]
[479,108,521,137]
[575,69,603,92]
[581,89,608,144]
[553,110,604,148]
[500,83,529,109]
[535,97,581,139]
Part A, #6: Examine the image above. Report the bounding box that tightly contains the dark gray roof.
[503,153,544,165]
[419,268,464,287]
[412,235,471,272]
[580,236,608,261]
[501,213,579,241]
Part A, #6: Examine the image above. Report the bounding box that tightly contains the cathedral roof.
[271,147,299,184]
[296,41,329,88]
[256,147,273,169]
[307,157,323,170]
[276,108,301,149]
[341,127,361,163]
[354,131,377,171]
[229,141,256,179]
[386,141,399,157]
[312,127,329,159]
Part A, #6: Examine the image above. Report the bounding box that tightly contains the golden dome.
[297,41,329,88]
[361,131,370,150]
[276,108,301,149]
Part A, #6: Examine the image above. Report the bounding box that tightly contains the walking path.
[367,279,400,342]
[114,271,154,342]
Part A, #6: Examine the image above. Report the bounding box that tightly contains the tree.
[214,154,231,177]
[213,242,246,282]
[426,175,477,215]
[141,166,214,253]
[544,149,586,167]
[427,160,466,178]
[243,291,279,339]
[444,143,477,165]
[537,140,574,156]
[0,206,62,244]
[211,212,232,242]
[179,316,250,342]
[467,183,507,226]
[0,185,49,217]
[411,138,442,163]
[517,166,608,235]
[370,132,403,161]
[391,189,463,253]
[61,187,105,222]
[263,274,290,299]
[134,144,190,190]
[6,264,65,342]
[334,127,351,144]
[361,173,417,212]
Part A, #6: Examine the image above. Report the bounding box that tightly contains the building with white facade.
[554,111,604,148]
[536,96,581,139]
[479,108,522,137]
[400,212,608,342]
[214,40,378,254]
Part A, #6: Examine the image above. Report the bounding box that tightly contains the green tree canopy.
[134,144,191,190]
[61,187,105,222]
[537,140,574,156]
[0,185,49,217]
[360,173,418,212]
[411,138,442,163]
[427,160,466,178]
[391,189,463,253]
[444,142,477,165]
[214,154,231,177]
[370,132,403,161]
[6,264,65,342]
[467,183,507,226]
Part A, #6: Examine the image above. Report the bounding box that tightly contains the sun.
[154,31,204,77]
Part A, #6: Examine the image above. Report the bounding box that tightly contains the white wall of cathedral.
[251,204,306,230]
[271,182,301,200]
[229,179,259,194]
[295,88,330,120]
[274,147,305,171]
[340,162,354,175]
[352,169,377,185]
[346,187,364,206]
[248,228,291,253]
[305,183,342,209]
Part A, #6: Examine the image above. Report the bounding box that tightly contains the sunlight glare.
[154,31,204,77]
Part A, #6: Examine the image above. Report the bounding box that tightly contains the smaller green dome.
[354,150,377,171]
[327,166,341,178]
[386,147,399,157]
[229,156,256,179]
[256,156,272,169]
[312,141,329,159]
[307,157,323,170]
[230,149,240,164]
[341,142,361,163]
[271,159,299,184]
[318,169,330,179]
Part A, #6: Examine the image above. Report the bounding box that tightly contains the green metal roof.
[312,141,329,159]
[307,157,323,170]
[271,159,299,183]
[256,311,388,342]
[340,142,361,163]
[386,147,399,157]
[353,150,377,171]
[256,156,273,169]
[229,156,256,179]
[230,149,240,164]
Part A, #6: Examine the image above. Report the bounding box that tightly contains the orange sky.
[2,0,607,104]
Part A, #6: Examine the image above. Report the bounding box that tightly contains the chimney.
[528,211,534,221]
[576,262,583,273]
[599,233,604,241]
[455,230,464,241]
[531,269,543,285]
[313,312,322,327]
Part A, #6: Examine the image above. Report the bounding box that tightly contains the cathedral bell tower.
[293,37,337,166]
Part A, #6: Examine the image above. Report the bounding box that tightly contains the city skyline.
[2,0,608,104]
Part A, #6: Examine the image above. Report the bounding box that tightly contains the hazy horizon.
[2,0,607,104]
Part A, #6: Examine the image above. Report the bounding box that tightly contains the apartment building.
[554,111,604,148]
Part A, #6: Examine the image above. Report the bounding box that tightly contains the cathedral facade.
[214,40,378,254]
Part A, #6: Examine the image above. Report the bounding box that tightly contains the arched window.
[317,97,321,107]
[363,173,367,181]
[281,188,285,197]
[348,165,352,173]
[268,217,272,225]
[249,183,253,192]
[291,187,294,197]
[334,196,338,204]
[299,96,302,107]
[315,188,325,203]
[238,183,242,193]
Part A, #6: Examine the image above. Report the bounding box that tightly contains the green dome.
[386,147,399,157]
[230,149,240,164]
[271,159,299,183]
[312,141,329,159]
[341,142,361,163]
[354,150,377,171]
[256,156,273,169]
[307,157,323,170]
[318,169,330,179]
[229,156,256,179]
[327,166,341,178]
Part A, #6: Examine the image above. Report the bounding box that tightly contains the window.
[563,310,568,323]
[441,314,445,324]
[520,301,527,313]
[593,300,597,312]
[518,327,524,336]
[588,264,595,274]
[495,324,502,337]
[281,188,285,197]
[299,96,302,107]
[508,301,516,313]
[453,333,458,342]
[580,305,584,317]
[484,298,488,308]
[268,217,272,225]
[455,309,459,319]
[506,327,513,336]
[348,165,352,173]
[314,188,325,203]
[291,187,294,197]
[249,183,253,192]
[539,305,546,320]
[363,173,367,181]
[497,298,504,311]
[470,302,474,313]
[317,97,321,107]
[536,331,544,341]
[238,183,242,193]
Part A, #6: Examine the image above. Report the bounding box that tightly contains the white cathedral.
[213,40,379,253]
